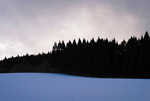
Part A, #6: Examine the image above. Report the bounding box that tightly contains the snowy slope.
[0,73,150,101]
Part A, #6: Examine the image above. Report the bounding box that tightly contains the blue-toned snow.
[0,73,150,101]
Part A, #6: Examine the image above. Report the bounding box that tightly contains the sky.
[0,0,150,59]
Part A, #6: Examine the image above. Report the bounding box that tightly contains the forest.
[0,32,150,78]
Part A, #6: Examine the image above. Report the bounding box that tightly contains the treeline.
[0,32,150,78]
[0,53,55,73]
[51,32,150,78]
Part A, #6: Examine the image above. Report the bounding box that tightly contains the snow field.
[0,73,150,101]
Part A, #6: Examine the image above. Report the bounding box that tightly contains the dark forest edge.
[0,32,150,78]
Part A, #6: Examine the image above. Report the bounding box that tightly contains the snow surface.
[0,73,150,101]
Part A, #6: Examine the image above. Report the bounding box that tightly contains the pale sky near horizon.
[0,0,150,59]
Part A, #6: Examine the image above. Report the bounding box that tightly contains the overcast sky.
[0,0,150,59]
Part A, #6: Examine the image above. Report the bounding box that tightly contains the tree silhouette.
[0,31,150,78]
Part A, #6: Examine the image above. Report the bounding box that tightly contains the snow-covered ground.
[0,73,150,101]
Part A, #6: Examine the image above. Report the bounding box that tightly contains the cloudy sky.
[0,0,150,59]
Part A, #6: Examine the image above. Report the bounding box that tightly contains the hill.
[0,32,150,78]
